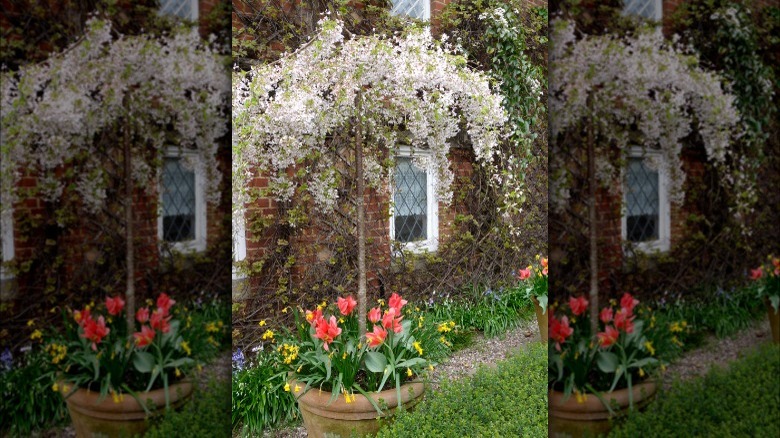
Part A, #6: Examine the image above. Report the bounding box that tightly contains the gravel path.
[661,318,773,389]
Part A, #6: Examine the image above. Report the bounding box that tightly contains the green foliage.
[144,377,232,438]
[609,344,780,438]
[657,285,763,343]
[232,352,297,435]
[0,348,69,436]
[427,284,533,337]
[375,342,547,438]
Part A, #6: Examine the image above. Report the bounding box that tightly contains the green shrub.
[232,351,298,434]
[0,347,68,436]
[610,344,780,438]
[428,284,533,338]
[144,377,231,437]
[375,342,547,438]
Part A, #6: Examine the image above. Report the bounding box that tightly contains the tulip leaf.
[597,351,619,373]
[133,351,155,373]
[365,351,387,373]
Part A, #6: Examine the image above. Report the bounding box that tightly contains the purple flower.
[232,348,245,372]
[0,348,12,372]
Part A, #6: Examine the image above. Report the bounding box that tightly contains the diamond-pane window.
[162,158,196,243]
[394,157,428,243]
[391,0,430,20]
[623,0,662,20]
[625,158,659,242]
[160,0,198,21]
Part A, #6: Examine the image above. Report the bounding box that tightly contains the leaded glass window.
[390,0,431,20]
[623,0,662,20]
[625,157,659,242]
[162,157,196,243]
[160,0,198,21]
[394,157,428,243]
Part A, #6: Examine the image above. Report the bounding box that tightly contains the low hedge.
[143,376,232,437]
[375,342,547,437]
[610,344,780,437]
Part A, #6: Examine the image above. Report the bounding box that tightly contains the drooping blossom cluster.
[232,18,508,220]
[0,18,229,215]
[549,19,743,213]
[133,293,177,347]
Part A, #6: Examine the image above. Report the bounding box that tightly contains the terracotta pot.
[766,297,780,345]
[549,381,657,438]
[292,379,425,438]
[61,380,193,437]
[531,296,548,343]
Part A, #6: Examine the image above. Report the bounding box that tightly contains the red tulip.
[105,295,125,316]
[599,307,614,324]
[550,315,574,351]
[365,325,387,348]
[73,308,92,327]
[388,293,408,312]
[337,296,357,316]
[81,316,109,351]
[381,308,403,334]
[614,309,635,334]
[156,293,176,315]
[597,325,620,347]
[517,268,531,280]
[750,268,763,280]
[315,316,342,351]
[569,296,588,316]
[305,308,323,326]
[368,307,382,324]
[136,307,150,324]
[620,293,639,315]
[133,325,156,348]
[150,308,171,333]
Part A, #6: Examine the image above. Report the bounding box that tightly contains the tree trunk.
[355,91,367,337]
[587,108,599,335]
[124,124,136,330]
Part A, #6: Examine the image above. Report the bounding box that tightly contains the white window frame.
[159,0,199,21]
[1,204,14,280]
[390,146,439,253]
[232,211,247,280]
[621,147,670,253]
[390,0,431,21]
[623,0,662,21]
[158,148,207,253]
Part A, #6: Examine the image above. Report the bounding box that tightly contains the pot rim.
[59,379,193,414]
[549,380,657,415]
[291,378,426,415]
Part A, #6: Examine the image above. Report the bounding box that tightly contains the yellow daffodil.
[261,330,275,341]
[259,320,266,327]
[294,384,301,392]
[407,368,412,377]
[284,383,291,392]
[52,383,59,392]
[180,341,191,356]
[644,341,655,356]
[413,341,423,356]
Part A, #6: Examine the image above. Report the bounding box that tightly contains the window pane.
[391,0,429,20]
[160,0,196,20]
[626,157,659,242]
[162,158,196,242]
[624,0,659,20]
[394,157,427,243]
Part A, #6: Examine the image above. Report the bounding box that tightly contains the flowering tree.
[233,18,511,335]
[1,18,229,328]
[549,20,742,331]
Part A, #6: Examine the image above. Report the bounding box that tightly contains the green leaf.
[133,351,155,373]
[365,351,388,373]
[597,351,619,373]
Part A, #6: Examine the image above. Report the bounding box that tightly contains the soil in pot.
[60,380,193,437]
[548,381,657,438]
[292,379,425,438]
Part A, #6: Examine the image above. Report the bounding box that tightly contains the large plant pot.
[292,379,425,438]
[531,296,548,342]
[60,380,193,437]
[766,298,780,345]
[549,381,657,438]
